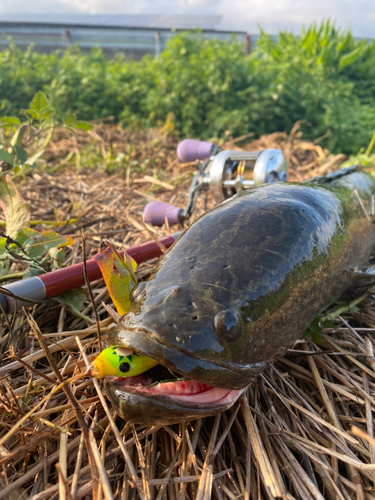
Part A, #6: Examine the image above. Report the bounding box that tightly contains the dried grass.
[1,123,374,499]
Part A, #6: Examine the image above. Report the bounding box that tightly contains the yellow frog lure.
[89,346,158,378]
[89,242,158,379]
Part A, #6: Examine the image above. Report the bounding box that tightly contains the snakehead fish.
[102,166,375,425]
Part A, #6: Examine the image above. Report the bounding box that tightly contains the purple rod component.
[143,201,182,226]
[177,139,214,162]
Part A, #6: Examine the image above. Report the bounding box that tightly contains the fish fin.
[311,165,360,184]
[93,243,137,316]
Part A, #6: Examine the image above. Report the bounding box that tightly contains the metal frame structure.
[0,14,254,59]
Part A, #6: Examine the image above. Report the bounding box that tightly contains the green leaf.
[10,124,28,147]
[30,91,50,114]
[0,117,21,127]
[311,330,322,344]
[74,121,93,131]
[57,288,86,312]
[26,149,45,167]
[17,228,73,260]
[338,46,363,71]
[302,314,334,343]
[15,227,39,246]
[14,146,28,165]
[25,109,40,121]
[5,228,74,277]
[63,113,77,126]
[57,288,86,311]
[23,265,45,278]
[0,258,10,277]
[0,237,7,252]
[41,109,54,121]
[0,149,14,165]
[0,238,10,277]
[48,246,65,268]
[302,316,323,339]
[56,288,92,323]
[0,175,30,238]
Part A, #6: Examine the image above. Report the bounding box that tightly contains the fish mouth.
[109,363,244,404]
[103,327,262,424]
[104,363,245,425]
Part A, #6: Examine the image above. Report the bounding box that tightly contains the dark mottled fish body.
[106,167,375,424]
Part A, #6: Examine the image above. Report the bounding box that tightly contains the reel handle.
[177,139,214,162]
[143,201,183,226]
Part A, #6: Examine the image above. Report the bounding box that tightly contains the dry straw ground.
[1,124,375,499]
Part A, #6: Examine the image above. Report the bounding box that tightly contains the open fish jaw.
[113,373,245,404]
[104,373,245,425]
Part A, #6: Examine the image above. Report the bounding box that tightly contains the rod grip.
[177,139,214,162]
[143,201,182,226]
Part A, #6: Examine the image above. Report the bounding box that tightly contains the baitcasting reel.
[144,138,288,226]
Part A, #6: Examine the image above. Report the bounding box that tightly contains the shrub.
[1,22,375,154]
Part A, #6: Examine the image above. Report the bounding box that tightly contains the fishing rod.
[0,233,180,314]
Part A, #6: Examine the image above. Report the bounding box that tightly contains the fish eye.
[119,362,131,373]
[130,281,147,302]
[214,310,242,343]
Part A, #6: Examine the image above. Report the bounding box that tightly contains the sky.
[0,0,375,37]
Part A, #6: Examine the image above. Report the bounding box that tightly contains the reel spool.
[144,139,288,226]
[208,148,287,204]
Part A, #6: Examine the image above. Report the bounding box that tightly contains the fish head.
[103,232,259,424]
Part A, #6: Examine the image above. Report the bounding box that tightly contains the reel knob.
[144,201,183,226]
[177,139,215,162]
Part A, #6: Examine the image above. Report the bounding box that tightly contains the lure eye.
[119,362,131,373]
[214,310,242,343]
[130,281,147,302]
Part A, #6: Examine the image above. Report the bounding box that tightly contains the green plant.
[341,130,375,173]
[0,92,91,279]
[0,91,92,177]
[1,23,375,154]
